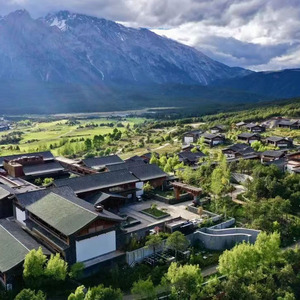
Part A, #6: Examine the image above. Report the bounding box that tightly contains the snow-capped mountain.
[0,10,249,86]
[0,10,297,114]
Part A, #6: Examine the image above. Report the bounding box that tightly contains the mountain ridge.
[0,9,299,114]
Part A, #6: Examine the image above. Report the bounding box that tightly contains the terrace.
[118,200,202,234]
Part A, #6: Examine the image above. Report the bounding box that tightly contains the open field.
[0,117,151,156]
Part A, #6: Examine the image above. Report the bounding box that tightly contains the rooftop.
[178,151,205,162]
[262,150,286,157]
[83,155,124,170]
[238,133,260,138]
[55,169,139,194]
[202,133,224,139]
[0,151,54,167]
[16,186,122,222]
[266,136,292,142]
[0,219,50,273]
[23,161,64,176]
[27,192,99,236]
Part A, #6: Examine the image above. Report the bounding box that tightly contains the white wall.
[76,230,116,262]
[136,182,144,196]
[15,207,26,225]
[184,137,194,144]
[213,140,222,145]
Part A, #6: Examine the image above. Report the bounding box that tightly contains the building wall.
[15,207,26,225]
[76,230,116,262]
[136,182,144,196]
[184,136,194,144]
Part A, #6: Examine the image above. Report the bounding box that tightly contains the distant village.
[0,115,299,290]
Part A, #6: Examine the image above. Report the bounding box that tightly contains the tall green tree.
[166,231,189,260]
[68,285,86,300]
[45,253,68,281]
[84,285,122,300]
[164,263,203,300]
[131,277,156,300]
[145,234,163,256]
[15,289,46,300]
[23,247,47,285]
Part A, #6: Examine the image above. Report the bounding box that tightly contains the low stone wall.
[187,218,260,251]
[209,218,235,229]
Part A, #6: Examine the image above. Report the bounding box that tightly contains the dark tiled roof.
[0,219,51,273]
[85,192,126,206]
[223,143,254,155]
[238,133,260,139]
[23,161,65,176]
[246,123,262,128]
[107,161,145,172]
[202,133,224,139]
[83,155,124,169]
[16,186,122,222]
[129,164,167,181]
[0,151,54,167]
[278,120,298,126]
[266,136,292,142]
[27,192,99,236]
[262,150,286,158]
[126,155,145,162]
[178,151,205,162]
[107,161,167,181]
[55,170,139,193]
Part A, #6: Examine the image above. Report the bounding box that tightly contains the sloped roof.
[178,151,205,162]
[55,169,139,193]
[266,136,292,142]
[107,161,145,172]
[83,155,124,169]
[0,184,13,200]
[16,186,122,222]
[223,143,255,156]
[23,161,64,176]
[106,161,167,181]
[27,192,99,236]
[262,150,285,158]
[129,164,167,181]
[238,133,260,139]
[278,120,298,126]
[0,219,50,273]
[246,123,263,128]
[202,133,224,139]
[0,151,54,167]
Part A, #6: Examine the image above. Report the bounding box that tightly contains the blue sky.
[1,0,300,71]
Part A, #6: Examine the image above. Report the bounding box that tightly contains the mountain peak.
[6,9,31,19]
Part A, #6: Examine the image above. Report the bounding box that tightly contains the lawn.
[0,117,149,157]
[141,206,170,219]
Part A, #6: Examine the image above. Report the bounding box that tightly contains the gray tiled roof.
[55,169,139,193]
[107,161,167,181]
[266,136,292,142]
[178,151,205,162]
[23,161,64,176]
[238,133,260,139]
[16,186,123,222]
[262,150,285,157]
[0,219,50,273]
[0,151,54,167]
[202,133,224,139]
[83,155,124,169]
